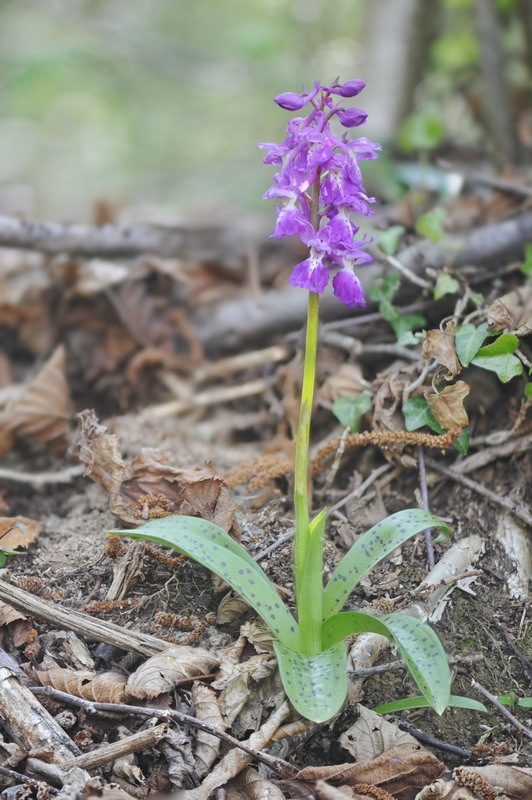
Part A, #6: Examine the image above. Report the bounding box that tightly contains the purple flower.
[274,82,320,111]
[262,80,380,307]
[336,107,368,128]
[324,79,366,97]
[332,268,365,307]
[289,256,330,293]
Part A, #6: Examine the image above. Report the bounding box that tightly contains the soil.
[0,214,530,799]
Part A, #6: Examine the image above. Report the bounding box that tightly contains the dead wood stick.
[451,432,531,474]
[0,214,255,264]
[0,667,81,763]
[0,579,169,656]
[426,459,532,527]
[30,687,295,778]
[0,765,59,794]
[144,378,269,419]
[63,723,168,770]
[0,465,84,487]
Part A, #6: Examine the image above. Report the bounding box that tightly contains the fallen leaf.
[217,593,250,627]
[126,645,220,700]
[23,662,127,703]
[238,767,285,800]
[320,363,370,404]
[464,763,532,799]
[339,705,421,762]
[415,779,477,799]
[422,323,461,379]
[191,683,225,779]
[0,516,41,551]
[425,381,470,429]
[487,285,532,336]
[0,345,71,452]
[295,747,444,800]
[75,409,237,530]
[0,600,34,649]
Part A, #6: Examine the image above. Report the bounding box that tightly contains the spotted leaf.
[322,510,451,619]
[274,640,348,722]
[322,610,451,714]
[109,516,299,649]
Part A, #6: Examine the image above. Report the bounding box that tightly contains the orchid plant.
[109,80,452,723]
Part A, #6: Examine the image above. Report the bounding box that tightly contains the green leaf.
[332,393,372,433]
[376,225,405,256]
[431,30,479,71]
[109,516,299,648]
[522,243,532,277]
[472,334,523,382]
[455,323,489,366]
[518,697,532,708]
[525,383,532,399]
[373,695,487,714]
[403,397,444,433]
[397,106,446,152]
[274,640,348,722]
[322,611,451,714]
[379,613,451,714]
[0,548,24,567]
[434,273,459,300]
[416,207,447,245]
[322,510,451,619]
[368,273,400,304]
[298,509,326,656]
[453,426,470,454]
[392,313,427,342]
[473,333,519,357]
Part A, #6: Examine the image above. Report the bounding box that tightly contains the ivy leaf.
[332,393,372,432]
[434,273,459,300]
[403,397,444,434]
[108,516,299,648]
[455,323,489,366]
[322,510,451,619]
[471,333,523,382]
[376,225,405,256]
[273,640,348,723]
[416,207,447,244]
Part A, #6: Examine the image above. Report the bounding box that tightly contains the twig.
[0,465,84,487]
[397,722,473,760]
[319,330,420,362]
[372,246,432,290]
[471,679,532,740]
[426,459,532,527]
[143,378,269,419]
[438,160,532,198]
[0,765,59,794]
[63,723,169,769]
[328,463,393,515]
[30,687,295,778]
[255,532,295,562]
[194,345,289,384]
[417,445,435,569]
[492,619,532,684]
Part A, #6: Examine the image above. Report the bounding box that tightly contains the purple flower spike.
[336,107,368,128]
[325,79,366,98]
[262,79,379,307]
[332,268,366,308]
[274,81,320,111]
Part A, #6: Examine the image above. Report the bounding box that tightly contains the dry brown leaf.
[181,701,290,800]
[238,767,286,800]
[295,747,444,800]
[0,515,41,551]
[339,706,421,762]
[320,363,370,405]
[487,285,532,336]
[0,345,71,451]
[126,645,220,700]
[75,409,237,529]
[216,593,250,626]
[372,361,421,468]
[422,323,461,379]
[425,381,470,430]
[454,764,532,800]
[0,600,34,648]
[23,662,127,703]
[415,779,478,799]
[191,683,225,779]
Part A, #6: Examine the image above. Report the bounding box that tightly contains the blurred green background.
[0,0,530,220]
